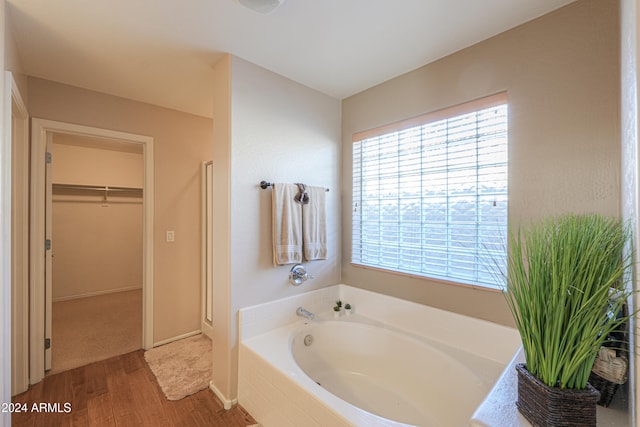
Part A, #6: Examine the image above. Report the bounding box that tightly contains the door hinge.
[45,239,51,251]
[44,338,51,350]
[45,151,52,164]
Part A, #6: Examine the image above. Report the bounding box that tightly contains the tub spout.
[296,306,315,320]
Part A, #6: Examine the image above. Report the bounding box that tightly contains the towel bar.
[260,181,329,191]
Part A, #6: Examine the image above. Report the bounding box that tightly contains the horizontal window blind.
[352,95,508,289]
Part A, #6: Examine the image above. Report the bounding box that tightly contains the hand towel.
[302,186,328,261]
[294,183,309,204]
[272,183,303,265]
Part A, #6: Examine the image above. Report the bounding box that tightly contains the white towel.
[272,183,303,265]
[302,186,328,261]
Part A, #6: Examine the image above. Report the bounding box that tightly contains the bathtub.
[238,284,521,427]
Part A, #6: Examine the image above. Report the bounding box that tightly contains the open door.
[44,136,53,370]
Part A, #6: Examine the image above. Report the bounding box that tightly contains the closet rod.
[52,183,143,193]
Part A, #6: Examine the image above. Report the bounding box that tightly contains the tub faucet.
[296,306,315,320]
[289,264,314,286]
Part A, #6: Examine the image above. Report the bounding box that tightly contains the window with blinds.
[351,93,508,289]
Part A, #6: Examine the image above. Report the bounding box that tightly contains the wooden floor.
[12,350,257,427]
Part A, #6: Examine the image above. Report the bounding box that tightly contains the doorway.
[29,119,154,384]
[9,73,29,395]
[48,134,144,374]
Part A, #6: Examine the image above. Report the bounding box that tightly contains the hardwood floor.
[11,350,257,427]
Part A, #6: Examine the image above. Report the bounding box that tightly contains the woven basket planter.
[516,364,599,427]
[588,372,619,407]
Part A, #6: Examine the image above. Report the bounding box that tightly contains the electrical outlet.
[166,230,175,242]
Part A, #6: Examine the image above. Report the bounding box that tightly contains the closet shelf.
[52,183,143,193]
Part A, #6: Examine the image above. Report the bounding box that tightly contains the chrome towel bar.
[260,180,329,191]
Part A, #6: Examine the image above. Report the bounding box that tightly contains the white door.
[44,136,53,370]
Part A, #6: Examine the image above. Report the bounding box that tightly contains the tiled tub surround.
[238,284,521,427]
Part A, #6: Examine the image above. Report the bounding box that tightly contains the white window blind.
[352,94,508,289]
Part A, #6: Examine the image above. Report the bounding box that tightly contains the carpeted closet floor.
[49,289,142,375]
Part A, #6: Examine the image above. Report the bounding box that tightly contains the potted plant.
[344,303,352,315]
[501,214,634,427]
[332,304,341,319]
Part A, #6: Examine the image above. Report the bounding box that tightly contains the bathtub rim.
[239,284,520,365]
[238,284,522,427]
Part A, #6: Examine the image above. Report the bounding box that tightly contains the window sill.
[350,262,503,293]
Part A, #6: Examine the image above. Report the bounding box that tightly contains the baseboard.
[52,286,142,302]
[201,320,214,340]
[152,330,202,347]
[209,381,237,410]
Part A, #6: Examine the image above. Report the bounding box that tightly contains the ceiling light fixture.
[236,0,286,14]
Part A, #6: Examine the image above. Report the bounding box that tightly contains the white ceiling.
[7,0,576,118]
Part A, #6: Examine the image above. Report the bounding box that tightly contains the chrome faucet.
[289,264,314,286]
[296,306,315,320]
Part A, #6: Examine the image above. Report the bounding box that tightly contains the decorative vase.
[516,364,599,427]
[333,310,340,319]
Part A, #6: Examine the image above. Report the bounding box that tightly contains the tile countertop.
[470,347,631,427]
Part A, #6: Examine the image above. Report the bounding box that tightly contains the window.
[351,93,508,289]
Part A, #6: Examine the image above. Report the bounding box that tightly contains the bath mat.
[144,334,212,400]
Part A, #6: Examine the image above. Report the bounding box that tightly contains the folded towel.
[302,186,328,261]
[294,183,309,204]
[272,183,303,265]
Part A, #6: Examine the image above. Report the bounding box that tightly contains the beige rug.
[144,334,212,400]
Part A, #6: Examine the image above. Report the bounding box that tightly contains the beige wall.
[52,135,143,187]
[6,5,31,397]
[51,135,143,300]
[4,7,27,98]
[229,56,341,307]
[210,55,341,401]
[342,0,621,326]
[27,77,213,344]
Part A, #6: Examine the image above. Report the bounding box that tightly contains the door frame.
[201,160,214,339]
[29,118,154,384]
[8,72,29,395]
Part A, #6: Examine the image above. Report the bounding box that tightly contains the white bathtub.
[238,285,521,427]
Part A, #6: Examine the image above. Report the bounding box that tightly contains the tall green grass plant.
[503,214,633,390]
